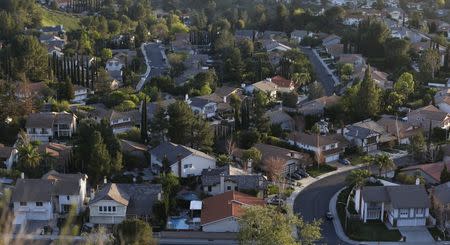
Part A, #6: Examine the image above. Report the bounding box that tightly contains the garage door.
[325,154,339,163]
[397,218,426,227]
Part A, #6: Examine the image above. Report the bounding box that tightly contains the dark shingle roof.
[201,166,267,190]
[12,179,54,202]
[150,142,215,165]
[361,185,430,209]
[433,182,450,204]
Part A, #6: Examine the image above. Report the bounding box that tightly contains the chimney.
[20,172,24,179]
[415,178,420,185]
[223,96,227,103]
[247,159,253,174]
[220,173,225,193]
[177,155,182,178]
[103,176,107,184]
[185,94,189,102]
[133,177,136,183]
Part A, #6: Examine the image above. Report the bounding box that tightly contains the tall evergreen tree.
[356,66,380,119]
[141,98,148,143]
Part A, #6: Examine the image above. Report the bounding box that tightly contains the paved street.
[293,171,349,245]
[301,47,337,96]
[136,42,170,91]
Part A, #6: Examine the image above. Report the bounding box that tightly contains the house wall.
[438,103,450,114]
[89,200,127,225]
[401,169,438,184]
[170,155,216,178]
[58,195,82,214]
[4,149,17,169]
[202,217,239,232]
[26,127,53,142]
[13,201,53,221]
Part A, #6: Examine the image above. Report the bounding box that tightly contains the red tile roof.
[402,162,450,182]
[271,75,294,88]
[201,191,265,225]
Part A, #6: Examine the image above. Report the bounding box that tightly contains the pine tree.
[441,164,450,184]
[356,66,380,119]
[88,131,111,184]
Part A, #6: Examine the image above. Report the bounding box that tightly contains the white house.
[246,79,278,98]
[201,191,265,232]
[12,171,88,225]
[342,119,396,152]
[407,105,450,131]
[355,185,430,227]
[0,145,17,169]
[72,85,89,104]
[109,110,141,134]
[287,132,343,163]
[187,97,217,119]
[150,142,216,178]
[89,183,162,225]
[290,30,310,44]
[25,112,77,142]
[105,57,125,72]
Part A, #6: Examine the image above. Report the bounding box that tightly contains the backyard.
[336,187,402,241]
[39,6,80,31]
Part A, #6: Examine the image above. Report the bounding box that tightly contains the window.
[20,202,26,206]
[36,202,43,207]
[66,196,70,201]
[99,206,103,212]
[234,186,238,191]
[108,206,112,212]
[416,208,424,216]
[184,164,192,169]
[399,209,409,217]
[103,206,107,212]
[208,186,212,192]
[112,207,116,212]
[227,186,231,190]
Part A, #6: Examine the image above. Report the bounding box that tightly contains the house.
[40,25,65,35]
[337,54,366,69]
[401,162,450,185]
[322,34,342,47]
[201,165,267,196]
[287,132,343,163]
[109,110,141,134]
[261,31,287,40]
[235,30,258,41]
[15,81,50,100]
[385,7,405,22]
[270,75,295,93]
[149,142,216,177]
[407,105,450,131]
[342,120,382,152]
[72,85,89,104]
[187,97,218,119]
[105,57,125,72]
[435,89,450,114]
[431,182,450,231]
[290,30,310,44]
[89,183,162,225]
[42,170,88,214]
[0,144,17,169]
[356,185,430,227]
[376,116,422,144]
[119,139,148,163]
[38,142,72,172]
[201,191,265,232]
[39,34,66,49]
[264,109,295,131]
[325,43,344,59]
[12,171,88,225]
[298,94,340,116]
[246,79,278,98]
[25,112,77,142]
[252,143,309,175]
[143,98,176,122]
[262,39,292,52]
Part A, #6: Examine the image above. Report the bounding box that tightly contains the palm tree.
[375,154,395,177]
[18,143,42,169]
[345,169,371,188]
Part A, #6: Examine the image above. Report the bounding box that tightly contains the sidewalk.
[286,164,362,211]
[135,43,151,91]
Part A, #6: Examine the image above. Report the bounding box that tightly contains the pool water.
[167,217,189,230]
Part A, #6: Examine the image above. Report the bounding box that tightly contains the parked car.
[267,195,285,205]
[287,173,301,180]
[296,169,309,178]
[338,158,350,165]
[325,211,333,220]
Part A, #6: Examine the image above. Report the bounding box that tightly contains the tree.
[241,147,262,170]
[10,35,49,81]
[410,132,426,160]
[356,66,381,118]
[167,101,194,145]
[100,48,113,62]
[59,76,75,101]
[115,219,156,245]
[394,72,415,98]
[420,49,440,80]
[17,139,42,175]
[308,81,325,100]
[340,63,354,82]
[345,169,370,188]
[440,164,450,184]
[88,131,112,184]
[238,205,321,245]
[141,98,148,143]
[384,38,411,70]
[150,102,168,146]
[357,19,390,58]
[375,154,395,177]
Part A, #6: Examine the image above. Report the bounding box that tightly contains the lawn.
[428,227,450,241]
[39,6,81,31]
[305,164,337,177]
[348,155,368,166]
[336,187,402,242]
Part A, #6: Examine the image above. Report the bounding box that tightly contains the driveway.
[398,227,434,243]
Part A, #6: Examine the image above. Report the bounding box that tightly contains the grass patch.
[348,155,367,166]
[39,6,80,31]
[305,164,337,177]
[428,227,450,241]
[337,187,402,241]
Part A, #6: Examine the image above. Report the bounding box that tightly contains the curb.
[329,187,360,245]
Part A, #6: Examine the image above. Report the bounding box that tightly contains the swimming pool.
[167,217,190,230]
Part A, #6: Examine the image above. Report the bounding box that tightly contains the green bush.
[267,184,279,195]
[0,169,21,179]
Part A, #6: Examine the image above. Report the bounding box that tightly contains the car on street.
[267,195,285,205]
[325,211,333,220]
[338,158,351,165]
